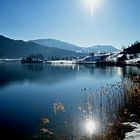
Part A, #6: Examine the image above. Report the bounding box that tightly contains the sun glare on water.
[83,0,101,16]
[85,119,97,134]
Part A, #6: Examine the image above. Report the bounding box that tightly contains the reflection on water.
[22,64,44,73]
[0,63,140,139]
[0,63,123,88]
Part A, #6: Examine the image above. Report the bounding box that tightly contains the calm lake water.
[0,63,139,139]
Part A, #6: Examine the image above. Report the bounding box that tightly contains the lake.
[0,63,139,139]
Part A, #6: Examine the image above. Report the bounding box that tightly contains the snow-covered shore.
[123,122,140,140]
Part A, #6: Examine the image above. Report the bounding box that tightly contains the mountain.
[30,39,118,54]
[80,45,118,54]
[123,41,140,54]
[30,38,81,52]
[0,35,84,59]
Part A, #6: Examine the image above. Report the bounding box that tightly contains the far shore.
[0,58,140,67]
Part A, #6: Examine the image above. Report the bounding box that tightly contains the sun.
[83,0,101,16]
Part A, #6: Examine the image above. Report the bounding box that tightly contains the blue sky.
[0,0,140,48]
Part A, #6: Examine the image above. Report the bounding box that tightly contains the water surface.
[0,63,139,139]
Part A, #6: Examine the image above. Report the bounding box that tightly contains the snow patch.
[123,122,140,140]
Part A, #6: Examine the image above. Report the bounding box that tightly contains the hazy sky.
[0,0,140,48]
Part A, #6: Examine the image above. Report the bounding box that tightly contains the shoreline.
[105,76,140,140]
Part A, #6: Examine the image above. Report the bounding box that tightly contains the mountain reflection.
[0,63,139,88]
